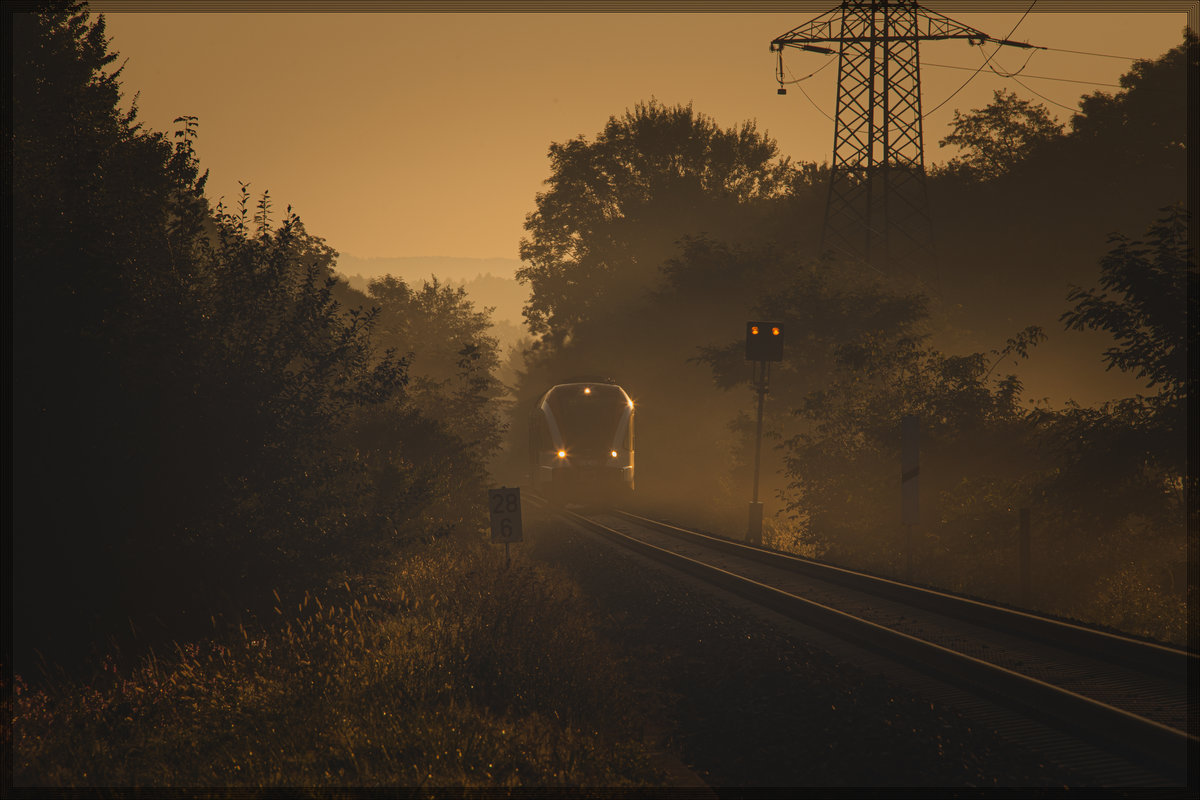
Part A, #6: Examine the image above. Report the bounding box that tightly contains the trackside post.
[1019,508,1031,606]
[746,321,783,545]
[489,486,523,567]
[901,414,920,580]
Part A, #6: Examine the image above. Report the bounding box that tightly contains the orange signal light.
[746,320,783,361]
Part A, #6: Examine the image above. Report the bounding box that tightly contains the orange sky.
[97,4,1190,264]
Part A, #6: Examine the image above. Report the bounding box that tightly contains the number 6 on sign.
[488,487,523,543]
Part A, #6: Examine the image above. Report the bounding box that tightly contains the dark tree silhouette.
[12,3,495,670]
[517,100,796,347]
[1062,205,1191,406]
[1039,205,1193,509]
[13,3,209,663]
[1070,31,1194,168]
[937,88,1064,180]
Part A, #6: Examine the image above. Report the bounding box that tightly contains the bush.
[9,535,659,788]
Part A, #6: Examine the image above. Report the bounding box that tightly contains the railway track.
[530,497,1196,786]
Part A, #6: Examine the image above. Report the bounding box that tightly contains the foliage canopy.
[12,2,502,669]
[937,88,1064,180]
[517,100,795,346]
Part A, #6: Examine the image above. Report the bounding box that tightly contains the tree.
[13,2,211,663]
[692,247,930,395]
[1071,31,1194,168]
[517,100,795,346]
[366,275,508,465]
[1061,205,1191,410]
[12,3,485,669]
[1051,204,1193,496]
[937,88,1064,180]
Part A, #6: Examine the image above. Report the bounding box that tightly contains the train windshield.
[548,385,627,455]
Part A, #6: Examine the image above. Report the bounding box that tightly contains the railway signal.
[745,321,784,362]
[745,322,784,544]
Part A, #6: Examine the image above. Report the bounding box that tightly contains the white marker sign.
[488,487,523,543]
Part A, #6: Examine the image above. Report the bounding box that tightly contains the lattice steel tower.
[771,1,1029,272]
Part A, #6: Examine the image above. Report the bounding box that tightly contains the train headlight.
[557,450,567,459]
[583,387,592,395]
[610,450,619,458]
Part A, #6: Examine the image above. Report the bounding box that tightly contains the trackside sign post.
[901,415,919,581]
[745,321,783,545]
[488,486,523,566]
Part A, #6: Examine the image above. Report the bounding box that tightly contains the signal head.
[746,320,784,362]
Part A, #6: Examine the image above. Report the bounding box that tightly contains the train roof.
[538,382,633,405]
[560,375,619,385]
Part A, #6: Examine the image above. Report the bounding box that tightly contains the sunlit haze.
[100,6,1187,264]
[13,4,1193,783]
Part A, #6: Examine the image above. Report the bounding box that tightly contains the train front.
[530,382,634,503]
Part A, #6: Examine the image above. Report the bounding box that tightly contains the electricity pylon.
[772,0,1033,273]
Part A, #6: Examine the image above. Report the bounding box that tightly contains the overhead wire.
[796,82,836,122]
[776,53,835,85]
[987,44,1144,111]
[1001,73,1083,112]
[924,60,1121,88]
[922,0,1039,118]
[1037,45,1142,60]
[777,50,837,121]
[983,46,1039,78]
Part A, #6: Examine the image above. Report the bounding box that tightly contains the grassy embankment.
[766,515,1191,647]
[7,534,662,789]
[631,495,1190,648]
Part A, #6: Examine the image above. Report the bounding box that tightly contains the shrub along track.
[525,496,1195,789]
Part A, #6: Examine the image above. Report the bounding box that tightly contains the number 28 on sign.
[488,486,523,543]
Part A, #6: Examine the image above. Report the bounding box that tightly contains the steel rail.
[540,502,1194,784]
[613,509,1196,682]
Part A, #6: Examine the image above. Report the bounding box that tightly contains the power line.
[1038,45,1142,60]
[1003,73,1082,112]
[925,61,1122,87]
[778,55,836,121]
[776,53,835,86]
[988,46,1040,78]
[795,81,835,122]
[923,0,1039,118]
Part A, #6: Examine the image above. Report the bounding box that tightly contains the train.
[529,380,635,504]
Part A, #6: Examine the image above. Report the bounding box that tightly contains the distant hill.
[451,273,528,326]
[336,254,522,284]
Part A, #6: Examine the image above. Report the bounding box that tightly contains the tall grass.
[762,508,1190,647]
[8,535,659,788]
